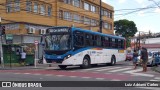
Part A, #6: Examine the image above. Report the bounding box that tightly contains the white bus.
[42,27,126,69]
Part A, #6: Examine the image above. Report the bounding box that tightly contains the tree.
[114,19,138,37]
[114,19,138,47]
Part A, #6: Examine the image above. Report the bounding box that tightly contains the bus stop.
[2,44,34,66]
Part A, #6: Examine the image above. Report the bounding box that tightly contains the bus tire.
[58,65,67,69]
[110,56,116,66]
[80,56,90,69]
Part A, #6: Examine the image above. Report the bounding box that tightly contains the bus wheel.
[80,56,90,69]
[58,65,67,69]
[110,56,116,66]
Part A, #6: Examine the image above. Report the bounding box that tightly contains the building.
[0,0,114,57]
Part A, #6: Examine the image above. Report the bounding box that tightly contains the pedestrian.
[141,47,148,72]
[20,50,26,65]
[133,49,138,69]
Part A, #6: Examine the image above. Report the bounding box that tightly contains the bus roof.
[46,26,125,40]
[71,27,125,40]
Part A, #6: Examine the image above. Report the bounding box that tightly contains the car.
[153,52,160,65]
[137,51,160,67]
[125,53,133,61]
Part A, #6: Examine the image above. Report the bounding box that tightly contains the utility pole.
[139,31,140,50]
[0,17,4,68]
[99,0,102,33]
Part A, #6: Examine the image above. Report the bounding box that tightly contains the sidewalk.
[0,64,58,70]
[154,65,160,73]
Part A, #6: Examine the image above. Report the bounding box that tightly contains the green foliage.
[114,19,138,38]
[114,19,138,47]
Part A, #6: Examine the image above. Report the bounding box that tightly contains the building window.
[109,24,112,30]
[40,5,45,15]
[84,2,89,10]
[72,0,80,7]
[73,14,80,23]
[33,2,38,13]
[14,0,20,12]
[104,10,109,17]
[91,5,96,13]
[109,12,112,18]
[48,6,52,16]
[84,17,90,25]
[104,22,109,29]
[26,0,32,12]
[59,10,63,19]
[64,11,72,21]
[64,0,71,4]
[6,0,12,13]
[91,19,97,26]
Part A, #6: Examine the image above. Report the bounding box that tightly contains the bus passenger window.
[121,40,124,49]
[118,39,122,48]
[85,34,93,46]
[74,34,84,47]
[112,38,115,48]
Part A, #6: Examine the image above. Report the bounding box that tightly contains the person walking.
[133,50,138,69]
[20,50,26,65]
[141,47,148,72]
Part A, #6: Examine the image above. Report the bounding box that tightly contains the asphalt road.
[0,61,160,90]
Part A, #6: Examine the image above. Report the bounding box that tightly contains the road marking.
[110,79,121,81]
[23,73,31,75]
[82,67,114,71]
[109,68,132,72]
[45,74,53,76]
[56,75,64,77]
[123,68,142,73]
[69,76,77,78]
[82,77,91,79]
[34,73,41,75]
[70,71,76,72]
[95,67,122,71]
[150,80,160,81]
[96,78,105,80]
[123,68,154,77]
[132,73,154,77]
[155,77,160,80]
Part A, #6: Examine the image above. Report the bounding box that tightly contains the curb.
[151,66,160,73]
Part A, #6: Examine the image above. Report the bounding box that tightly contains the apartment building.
[0,0,114,56]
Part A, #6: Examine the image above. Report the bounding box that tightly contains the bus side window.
[115,39,118,48]
[85,33,93,46]
[109,38,111,48]
[121,40,124,49]
[112,38,115,48]
[74,31,84,48]
[96,36,101,47]
[118,39,121,48]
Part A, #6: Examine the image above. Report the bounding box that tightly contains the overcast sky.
[102,0,160,33]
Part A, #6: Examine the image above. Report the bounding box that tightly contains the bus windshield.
[45,34,71,51]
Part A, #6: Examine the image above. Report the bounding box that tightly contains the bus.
[42,27,126,69]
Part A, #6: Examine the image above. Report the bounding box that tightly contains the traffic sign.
[34,40,38,45]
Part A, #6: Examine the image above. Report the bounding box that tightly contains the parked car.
[154,52,160,65]
[137,51,160,67]
[125,53,133,61]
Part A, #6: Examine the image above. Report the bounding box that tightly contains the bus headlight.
[64,55,72,60]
